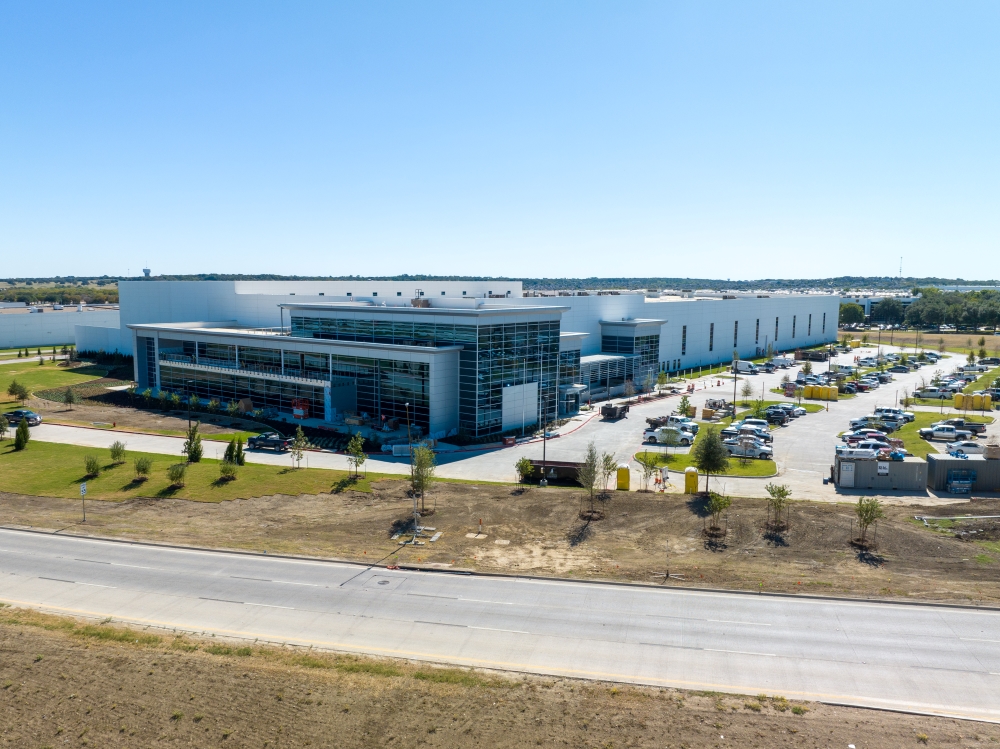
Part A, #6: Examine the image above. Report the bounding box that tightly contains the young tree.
[207,398,220,414]
[235,436,246,466]
[166,463,187,487]
[707,492,732,531]
[109,440,127,464]
[347,431,366,478]
[63,387,77,410]
[938,338,946,354]
[142,388,153,406]
[226,400,241,417]
[692,427,729,494]
[854,496,885,545]
[764,482,792,528]
[291,425,307,468]
[219,460,238,481]
[750,398,767,420]
[411,443,437,512]
[740,379,754,406]
[860,333,870,346]
[84,455,101,477]
[187,394,200,413]
[157,390,170,410]
[170,392,182,411]
[183,421,203,463]
[780,372,791,386]
[642,371,654,396]
[514,456,534,485]
[801,360,813,375]
[656,371,668,393]
[635,451,659,492]
[0,414,8,442]
[223,437,238,464]
[600,452,618,494]
[623,380,636,404]
[7,379,29,405]
[13,417,30,451]
[677,394,692,417]
[133,456,152,481]
[576,441,600,514]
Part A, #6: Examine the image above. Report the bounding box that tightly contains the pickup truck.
[934,418,987,435]
[914,387,951,400]
[874,407,915,423]
[247,432,293,451]
[918,424,973,441]
[850,415,900,432]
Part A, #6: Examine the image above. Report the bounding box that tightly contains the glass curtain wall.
[159,365,326,419]
[558,350,581,385]
[291,313,560,438]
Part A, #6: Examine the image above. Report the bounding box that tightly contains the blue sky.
[2,2,998,280]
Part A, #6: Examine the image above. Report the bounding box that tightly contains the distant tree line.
[840,289,1000,331]
[0,286,119,304]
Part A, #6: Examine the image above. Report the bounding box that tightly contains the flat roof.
[278,302,568,317]
[127,323,464,355]
[580,353,636,364]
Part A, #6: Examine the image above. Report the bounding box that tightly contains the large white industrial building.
[76,279,839,438]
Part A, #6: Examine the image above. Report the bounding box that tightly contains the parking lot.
[432,345,998,502]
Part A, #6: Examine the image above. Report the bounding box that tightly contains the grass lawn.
[635,449,777,478]
[889,412,993,460]
[886,330,1000,356]
[963,367,1000,394]
[37,416,260,444]
[0,439,383,501]
[0,363,109,404]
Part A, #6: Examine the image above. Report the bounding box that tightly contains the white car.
[723,439,773,459]
[643,426,695,446]
[945,440,984,455]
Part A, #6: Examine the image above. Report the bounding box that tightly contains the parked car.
[763,408,789,425]
[918,424,973,441]
[888,365,909,373]
[723,439,773,460]
[643,426,694,446]
[837,439,892,454]
[739,418,771,431]
[914,387,951,400]
[874,406,915,423]
[850,415,900,432]
[841,429,889,444]
[4,409,42,426]
[945,440,985,455]
[247,432,293,451]
[934,418,987,435]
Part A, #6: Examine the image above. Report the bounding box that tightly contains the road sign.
[80,483,87,497]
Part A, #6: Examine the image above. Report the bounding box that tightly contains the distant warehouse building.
[0,304,119,350]
[106,280,840,438]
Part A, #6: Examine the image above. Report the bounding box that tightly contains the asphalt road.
[1,528,998,721]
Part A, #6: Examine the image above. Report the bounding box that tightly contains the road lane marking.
[76,582,116,589]
[38,577,75,584]
[704,648,776,657]
[469,626,530,634]
[962,638,1000,644]
[231,576,272,582]
[414,620,466,628]
[244,602,294,610]
[75,558,109,564]
[707,619,772,626]
[199,597,244,604]
[408,593,458,600]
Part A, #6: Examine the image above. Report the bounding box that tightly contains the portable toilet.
[954,393,965,410]
[985,395,993,411]
[684,466,699,494]
[616,463,630,491]
[972,394,983,411]
[828,386,838,401]
[803,385,814,399]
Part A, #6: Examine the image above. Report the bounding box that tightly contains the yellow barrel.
[684,466,699,494]
[985,395,993,411]
[616,464,630,491]
[972,394,983,411]
[954,393,964,409]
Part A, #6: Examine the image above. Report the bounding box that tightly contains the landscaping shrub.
[13,418,29,451]
[219,461,238,481]
[133,456,152,481]
[84,455,101,477]
[166,463,187,487]
[109,440,127,464]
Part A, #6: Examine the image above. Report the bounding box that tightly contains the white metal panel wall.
[0,309,119,349]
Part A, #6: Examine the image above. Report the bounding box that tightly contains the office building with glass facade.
[121,281,841,436]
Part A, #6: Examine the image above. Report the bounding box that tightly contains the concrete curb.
[3,524,998,614]
[819,700,1000,725]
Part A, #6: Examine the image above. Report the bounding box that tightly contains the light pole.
[185,380,194,429]
[405,402,418,542]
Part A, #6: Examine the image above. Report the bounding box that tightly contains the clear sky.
[2,2,998,280]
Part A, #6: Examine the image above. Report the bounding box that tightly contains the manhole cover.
[363,576,404,590]
[377,580,390,585]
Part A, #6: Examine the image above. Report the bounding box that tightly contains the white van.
[732,360,759,375]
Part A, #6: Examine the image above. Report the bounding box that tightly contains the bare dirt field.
[1,606,995,748]
[3,481,999,605]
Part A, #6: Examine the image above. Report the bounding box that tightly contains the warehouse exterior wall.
[0,308,119,349]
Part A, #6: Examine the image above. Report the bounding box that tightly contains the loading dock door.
[840,462,855,488]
